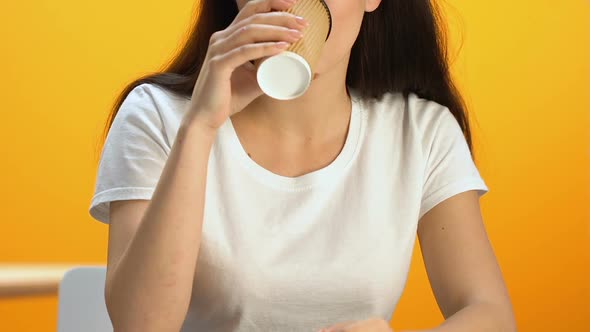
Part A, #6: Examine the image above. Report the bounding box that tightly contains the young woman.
[89,0,516,331]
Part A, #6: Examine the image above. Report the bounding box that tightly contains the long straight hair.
[99,0,475,158]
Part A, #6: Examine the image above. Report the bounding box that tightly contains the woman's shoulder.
[127,82,190,108]
[358,90,453,131]
[118,82,192,124]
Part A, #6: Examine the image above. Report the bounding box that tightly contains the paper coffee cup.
[255,0,332,100]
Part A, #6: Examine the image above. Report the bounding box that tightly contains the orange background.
[0,0,588,331]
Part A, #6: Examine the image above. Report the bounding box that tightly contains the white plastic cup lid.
[256,51,312,100]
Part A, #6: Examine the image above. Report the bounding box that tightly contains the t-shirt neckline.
[219,92,363,191]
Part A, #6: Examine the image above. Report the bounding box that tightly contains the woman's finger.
[221,10,307,40]
[232,0,297,25]
[210,41,291,76]
[211,23,302,55]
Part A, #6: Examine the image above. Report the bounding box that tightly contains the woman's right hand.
[184,0,307,132]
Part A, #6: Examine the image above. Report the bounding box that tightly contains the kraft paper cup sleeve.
[255,0,332,100]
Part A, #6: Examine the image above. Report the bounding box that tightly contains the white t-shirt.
[89,83,488,331]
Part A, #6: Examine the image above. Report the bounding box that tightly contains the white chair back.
[57,266,113,332]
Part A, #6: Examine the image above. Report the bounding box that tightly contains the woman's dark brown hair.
[99,0,474,158]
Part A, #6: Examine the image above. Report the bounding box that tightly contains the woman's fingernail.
[295,16,309,26]
[288,28,303,38]
[275,41,290,49]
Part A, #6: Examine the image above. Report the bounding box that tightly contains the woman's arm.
[403,190,516,332]
[105,120,216,332]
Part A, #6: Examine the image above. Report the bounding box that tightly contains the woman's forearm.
[399,301,516,332]
[106,119,217,332]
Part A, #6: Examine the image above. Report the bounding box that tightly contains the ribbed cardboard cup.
[254,0,332,100]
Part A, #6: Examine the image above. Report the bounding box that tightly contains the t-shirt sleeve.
[419,107,489,220]
[89,84,170,224]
